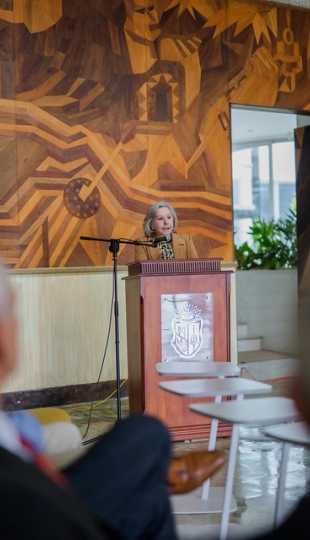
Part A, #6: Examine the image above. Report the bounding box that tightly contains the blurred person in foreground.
[0,262,226,540]
[250,279,310,540]
[135,201,198,260]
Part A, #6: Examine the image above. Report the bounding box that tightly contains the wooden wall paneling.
[0,0,240,268]
[0,2,309,269]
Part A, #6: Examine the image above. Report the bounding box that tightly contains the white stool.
[190,397,302,540]
[264,420,310,527]
[158,376,272,516]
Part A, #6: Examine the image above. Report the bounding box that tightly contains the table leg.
[171,387,240,516]
[219,422,240,540]
[274,441,290,527]
[202,392,244,504]
[201,393,222,500]
[201,418,219,499]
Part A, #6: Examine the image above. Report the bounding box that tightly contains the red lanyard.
[19,435,69,489]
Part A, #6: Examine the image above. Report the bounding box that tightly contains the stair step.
[239,357,298,381]
[238,349,292,363]
[237,336,262,352]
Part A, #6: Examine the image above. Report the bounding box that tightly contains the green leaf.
[234,211,297,270]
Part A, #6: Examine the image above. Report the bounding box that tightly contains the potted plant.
[234,207,297,270]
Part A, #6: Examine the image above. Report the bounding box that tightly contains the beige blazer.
[134,232,198,261]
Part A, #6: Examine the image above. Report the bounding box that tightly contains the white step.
[237,335,262,352]
[239,357,298,381]
[238,350,289,364]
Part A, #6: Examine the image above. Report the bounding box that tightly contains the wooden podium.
[124,258,232,441]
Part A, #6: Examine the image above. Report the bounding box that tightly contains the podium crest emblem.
[171,301,203,359]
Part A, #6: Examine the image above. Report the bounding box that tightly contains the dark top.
[251,492,310,539]
[0,446,119,540]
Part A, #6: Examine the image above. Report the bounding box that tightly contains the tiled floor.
[60,372,310,539]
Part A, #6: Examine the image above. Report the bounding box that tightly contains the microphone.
[152,234,172,246]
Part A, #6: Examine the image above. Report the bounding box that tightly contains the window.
[231,108,298,246]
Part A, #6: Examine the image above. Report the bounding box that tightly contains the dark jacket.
[0,446,119,540]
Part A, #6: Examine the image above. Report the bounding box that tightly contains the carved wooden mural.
[0,0,310,268]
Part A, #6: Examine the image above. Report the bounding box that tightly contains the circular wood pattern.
[63,179,101,218]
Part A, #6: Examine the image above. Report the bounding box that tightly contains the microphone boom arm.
[79,234,154,430]
[80,236,153,247]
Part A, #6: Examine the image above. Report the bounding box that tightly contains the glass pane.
[272,141,296,219]
[232,145,270,244]
[255,145,270,222]
[232,149,253,210]
[233,140,296,243]
[258,146,269,183]
[273,142,295,183]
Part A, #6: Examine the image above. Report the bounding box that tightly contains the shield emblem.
[171,305,203,359]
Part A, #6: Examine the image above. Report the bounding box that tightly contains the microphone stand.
[80,235,153,438]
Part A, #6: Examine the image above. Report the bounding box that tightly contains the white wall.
[4,267,129,393]
[236,268,298,357]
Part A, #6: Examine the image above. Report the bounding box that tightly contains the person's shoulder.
[172,233,191,241]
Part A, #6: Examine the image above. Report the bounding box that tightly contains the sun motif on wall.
[0,0,62,33]
[165,0,217,19]
[205,3,278,44]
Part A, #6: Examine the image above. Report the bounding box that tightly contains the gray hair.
[143,201,178,237]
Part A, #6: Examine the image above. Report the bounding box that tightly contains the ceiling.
[231,107,310,146]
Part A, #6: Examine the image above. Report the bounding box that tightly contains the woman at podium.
[135,201,198,260]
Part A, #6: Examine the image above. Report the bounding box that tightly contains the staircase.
[237,323,298,382]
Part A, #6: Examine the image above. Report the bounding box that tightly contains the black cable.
[81,273,115,442]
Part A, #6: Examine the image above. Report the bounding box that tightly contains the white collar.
[0,411,30,460]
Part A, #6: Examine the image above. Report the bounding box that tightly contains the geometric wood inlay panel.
[0,0,309,267]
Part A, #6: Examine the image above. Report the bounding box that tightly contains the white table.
[156,361,241,463]
[264,420,310,527]
[190,397,302,540]
[159,377,271,399]
[156,361,240,510]
[158,376,272,516]
[156,361,241,378]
